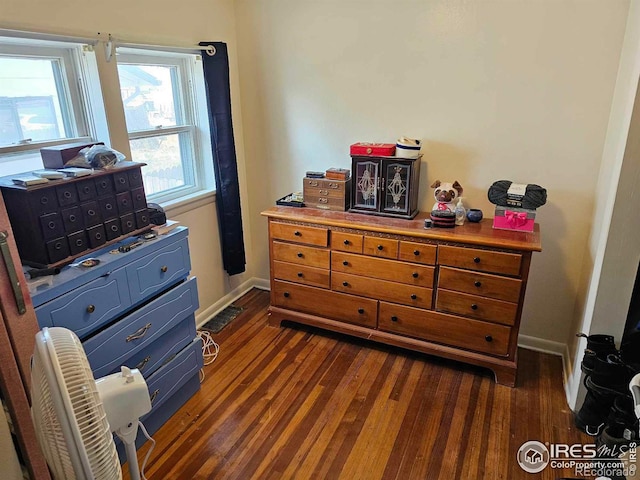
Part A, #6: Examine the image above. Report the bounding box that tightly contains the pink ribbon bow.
[505,210,528,227]
[437,202,449,211]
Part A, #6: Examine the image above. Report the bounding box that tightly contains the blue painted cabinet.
[31,227,203,458]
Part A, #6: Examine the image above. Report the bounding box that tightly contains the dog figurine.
[431,180,463,212]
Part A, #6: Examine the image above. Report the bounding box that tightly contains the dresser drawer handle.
[329,183,339,189]
[471,304,478,310]
[284,291,290,298]
[413,250,420,256]
[485,335,493,342]
[309,181,319,187]
[160,265,168,273]
[474,281,482,287]
[342,281,349,287]
[377,245,383,251]
[474,257,481,263]
[343,239,350,245]
[294,231,301,236]
[342,260,349,266]
[358,308,365,314]
[412,272,418,278]
[135,356,151,371]
[64,191,72,199]
[126,323,152,342]
[318,198,328,203]
[297,252,303,258]
[411,294,417,300]
[319,190,329,196]
[297,272,303,278]
[391,316,398,322]
[48,221,56,229]
[86,304,96,314]
[150,389,160,404]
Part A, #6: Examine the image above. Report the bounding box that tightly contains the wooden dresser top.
[261,206,542,252]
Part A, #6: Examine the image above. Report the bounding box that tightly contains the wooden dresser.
[262,207,542,386]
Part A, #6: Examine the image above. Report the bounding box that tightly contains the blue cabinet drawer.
[118,314,197,379]
[35,268,131,339]
[144,337,203,418]
[126,237,191,304]
[84,277,199,377]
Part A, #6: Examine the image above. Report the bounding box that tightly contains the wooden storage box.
[303,177,351,211]
[0,162,150,267]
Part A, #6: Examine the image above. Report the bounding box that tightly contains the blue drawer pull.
[135,356,151,371]
[126,323,152,342]
[150,389,159,404]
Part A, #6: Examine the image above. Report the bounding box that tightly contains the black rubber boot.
[577,333,617,375]
[575,377,618,436]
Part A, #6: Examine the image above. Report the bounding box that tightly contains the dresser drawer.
[438,245,522,276]
[120,314,197,378]
[363,236,398,259]
[438,267,522,303]
[273,260,330,289]
[332,272,432,309]
[303,184,346,199]
[273,280,377,328]
[331,232,363,253]
[303,177,347,193]
[143,337,203,417]
[398,241,437,265]
[436,289,518,326]
[378,302,510,356]
[126,237,191,304]
[332,252,434,287]
[272,241,330,269]
[36,267,131,339]
[270,221,328,247]
[84,278,199,377]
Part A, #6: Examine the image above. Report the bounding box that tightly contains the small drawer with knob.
[270,221,329,247]
[435,289,518,326]
[331,232,363,253]
[39,212,65,240]
[438,267,522,303]
[437,245,522,277]
[55,183,79,207]
[378,302,510,356]
[272,241,329,268]
[125,236,191,304]
[273,280,376,328]
[273,260,330,289]
[363,236,398,259]
[332,272,432,309]
[34,267,131,339]
[398,241,437,265]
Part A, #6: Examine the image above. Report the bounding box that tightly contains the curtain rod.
[114,40,216,56]
[0,27,98,45]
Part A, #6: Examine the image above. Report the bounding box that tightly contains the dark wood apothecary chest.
[0,162,150,267]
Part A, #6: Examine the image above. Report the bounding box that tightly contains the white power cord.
[138,420,155,480]
[197,330,220,383]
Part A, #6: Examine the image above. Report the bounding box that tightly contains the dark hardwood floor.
[125,288,590,480]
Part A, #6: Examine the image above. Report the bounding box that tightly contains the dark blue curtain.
[199,42,246,275]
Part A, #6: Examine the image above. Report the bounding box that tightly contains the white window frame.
[0,39,95,156]
[116,48,214,205]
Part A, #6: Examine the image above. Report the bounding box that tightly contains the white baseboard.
[195,277,270,328]
[519,334,577,409]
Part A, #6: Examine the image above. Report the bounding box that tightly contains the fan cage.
[32,327,122,480]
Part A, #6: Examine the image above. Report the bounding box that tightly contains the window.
[116,49,213,203]
[0,40,97,174]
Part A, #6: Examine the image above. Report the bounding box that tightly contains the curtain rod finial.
[204,45,216,56]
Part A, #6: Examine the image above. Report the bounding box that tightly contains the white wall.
[235,0,630,345]
[0,0,255,320]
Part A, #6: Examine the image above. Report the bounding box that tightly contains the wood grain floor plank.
[123,289,591,480]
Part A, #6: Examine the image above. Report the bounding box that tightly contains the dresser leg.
[492,365,517,387]
[267,309,284,327]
